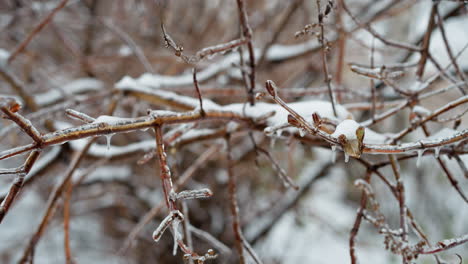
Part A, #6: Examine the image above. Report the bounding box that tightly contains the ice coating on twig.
[152,210,184,242]
[115,39,324,90]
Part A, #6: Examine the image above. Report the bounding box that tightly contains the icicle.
[344,153,350,163]
[275,129,282,137]
[331,145,337,163]
[270,136,276,149]
[299,129,306,137]
[207,53,216,60]
[434,147,440,159]
[264,126,273,136]
[105,134,114,150]
[416,150,424,168]
[172,231,178,256]
[171,220,182,256]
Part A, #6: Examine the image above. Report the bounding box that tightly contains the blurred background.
[0,0,467,263]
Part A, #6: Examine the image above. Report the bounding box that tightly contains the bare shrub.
[0,0,467,263]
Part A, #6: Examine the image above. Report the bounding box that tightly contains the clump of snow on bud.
[226,121,238,133]
[412,106,431,117]
[264,126,274,136]
[331,119,361,140]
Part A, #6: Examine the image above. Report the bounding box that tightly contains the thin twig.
[100,18,154,73]
[192,68,205,117]
[7,0,69,64]
[350,170,371,264]
[226,134,246,264]
[388,155,408,263]
[316,0,338,117]
[236,0,256,106]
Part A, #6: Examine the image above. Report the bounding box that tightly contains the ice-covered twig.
[265,80,341,146]
[418,233,468,254]
[114,36,324,91]
[245,161,333,243]
[434,7,468,91]
[152,210,184,242]
[100,18,154,73]
[0,150,40,223]
[17,140,95,262]
[419,126,468,203]
[188,224,231,256]
[7,0,69,64]
[192,68,205,117]
[388,155,409,263]
[257,0,302,66]
[254,146,299,189]
[349,171,372,264]
[342,0,420,52]
[226,135,247,264]
[176,188,213,201]
[392,95,468,142]
[185,38,248,63]
[0,70,37,110]
[350,64,405,80]
[236,0,256,105]
[119,145,220,254]
[364,129,467,154]
[316,0,338,117]
[65,109,96,123]
[0,103,42,144]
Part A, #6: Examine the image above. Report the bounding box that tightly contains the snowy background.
[1,0,467,263]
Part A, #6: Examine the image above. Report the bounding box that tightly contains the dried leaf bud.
[356,126,365,152]
[0,97,22,113]
[338,134,347,145]
[255,92,265,100]
[9,102,21,113]
[312,112,321,126]
[265,80,277,97]
[287,114,301,127]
